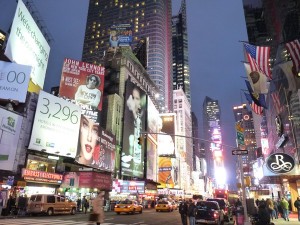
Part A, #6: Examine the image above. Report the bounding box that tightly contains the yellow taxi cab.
[155,200,173,212]
[171,201,178,210]
[114,199,143,214]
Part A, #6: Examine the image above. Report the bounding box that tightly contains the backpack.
[179,202,187,214]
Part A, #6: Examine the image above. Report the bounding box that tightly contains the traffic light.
[137,136,143,145]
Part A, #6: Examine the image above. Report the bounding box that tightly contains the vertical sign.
[235,121,245,150]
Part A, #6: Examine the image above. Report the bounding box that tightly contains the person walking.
[266,198,274,220]
[257,203,271,225]
[280,197,289,221]
[294,196,300,221]
[187,199,197,225]
[90,192,105,225]
[273,199,278,219]
[179,200,188,225]
[82,196,89,214]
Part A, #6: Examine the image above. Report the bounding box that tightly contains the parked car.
[114,200,143,214]
[207,198,231,221]
[155,200,173,212]
[27,194,77,216]
[195,200,224,225]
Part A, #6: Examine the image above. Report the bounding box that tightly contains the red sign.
[78,172,112,190]
[22,168,63,184]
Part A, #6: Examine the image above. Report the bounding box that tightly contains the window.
[47,195,55,203]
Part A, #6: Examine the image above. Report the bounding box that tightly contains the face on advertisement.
[78,115,99,165]
[132,88,141,113]
[86,74,101,89]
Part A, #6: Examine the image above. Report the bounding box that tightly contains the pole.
[239,155,251,225]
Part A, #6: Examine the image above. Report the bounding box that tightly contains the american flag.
[285,39,300,74]
[244,92,263,115]
[271,91,284,114]
[244,43,271,79]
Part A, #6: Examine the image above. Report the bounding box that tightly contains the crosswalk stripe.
[0,218,148,225]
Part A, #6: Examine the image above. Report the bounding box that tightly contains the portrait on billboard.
[74,73,102,109]
[109,30,119,47]
[121,79,147,178]
[76,114,100,166]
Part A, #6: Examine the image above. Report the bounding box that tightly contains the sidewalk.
[267,212,299,225]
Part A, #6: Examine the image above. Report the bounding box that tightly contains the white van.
[27,194,77,216]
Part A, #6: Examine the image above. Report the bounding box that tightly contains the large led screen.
[157,114,176,157]
[28,91,81,158]
[59,58,105,122]
[5,0,50,89]
[0,108,23,171]
[0,61,31,102]
[109,24,133,47]
[121,79,147,178]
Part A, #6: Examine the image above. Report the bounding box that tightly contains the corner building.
[82,0,173,112]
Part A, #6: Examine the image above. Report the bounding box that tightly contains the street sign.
[232,149,248,155]
[236,131,244,145]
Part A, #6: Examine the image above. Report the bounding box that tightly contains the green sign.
[236,131,244,145]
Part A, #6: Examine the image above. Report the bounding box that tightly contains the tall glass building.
[82,0,173,112]
[172,0,191,103]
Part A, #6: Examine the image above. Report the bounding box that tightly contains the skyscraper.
[202,96,223,182]
[172,0,191,103]
[82,0,173,112]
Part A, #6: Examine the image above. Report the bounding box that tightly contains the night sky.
[0,0,248,188]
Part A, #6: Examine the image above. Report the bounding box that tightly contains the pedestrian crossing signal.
[138,136,143,145]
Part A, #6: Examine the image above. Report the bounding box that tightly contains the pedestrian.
[77,198,81,212]
[257,203,271,225]
[266,198,274,220]
[16,194,27,216]
[272,199,278,219]
[82,196,89,214]
[179,200,188,225]
[187,199,197,225]
[90,192,105,225]
[294,196,300,221]
[280,197,289,221]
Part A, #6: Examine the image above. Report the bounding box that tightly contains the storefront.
[21,168,63,197]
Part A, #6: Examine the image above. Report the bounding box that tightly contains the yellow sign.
[235,122,244,133]
[17,181,26,187]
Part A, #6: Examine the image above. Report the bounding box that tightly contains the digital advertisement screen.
[109,24,133,47]
[121,79,147,178]
[0,61,31,102]
[0,108,23,171]
[5,0,50,89]
[28,91,81,158]
[157,114,176,157]
[158,157,179,188]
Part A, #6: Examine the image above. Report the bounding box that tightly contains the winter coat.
[294,199,300,210]
[92,194,105,223]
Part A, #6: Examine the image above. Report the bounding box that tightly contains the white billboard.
[5,0,50,88]
[0,60,31,102]
[29,91,81,158]
[0,107,23,171]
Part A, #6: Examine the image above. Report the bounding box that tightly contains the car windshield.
[158,201,169,204]
[196,201,218,210]
[120,200,133,204]
[207,199,226,207]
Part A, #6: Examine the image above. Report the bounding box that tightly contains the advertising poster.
[76,122,116,172]
[146,139,157,181]
[121,79,147,178]
[157,114,176,157]
[109,24,133,47]
[147,96,160,138]
[98,128,116,172]
[5,0,50,89]
[78,172,112,190]
[0,61,32,102]
[158,157,179,188]
[0,108,23,171]
[59,58,105,122]
[112,179,145,194]
[28,91,81,158]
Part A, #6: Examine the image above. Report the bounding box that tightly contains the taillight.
[114,205,119,208]
[214,212,219,218]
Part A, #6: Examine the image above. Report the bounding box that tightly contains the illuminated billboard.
[121,79,147,178]
[59,58,105,122]
[28,91,81,158]
[157,114,176,157]
[0,61,32,102]
[112,179,145,194]
[0,108,23,171]
[5,0,50,89]
[158,157,179,188]
[109,24,133,47]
